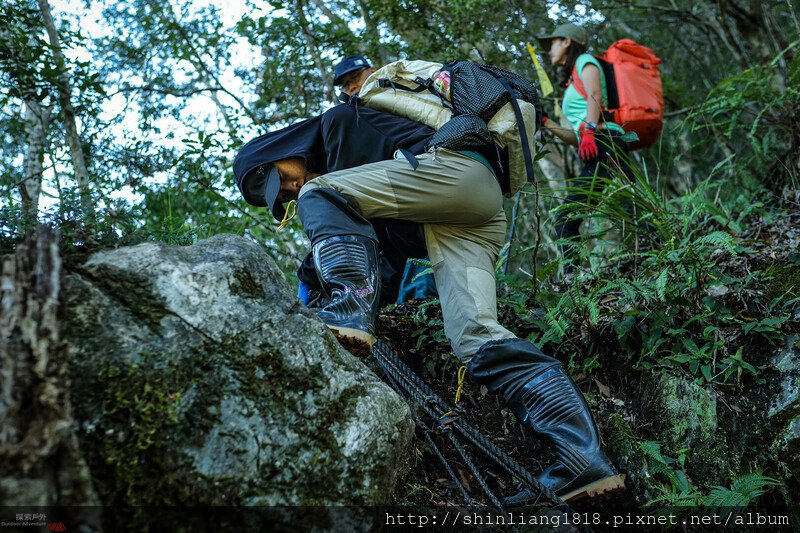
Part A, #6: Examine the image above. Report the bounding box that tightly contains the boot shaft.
[312,235,380,335]
[468,338,606,475]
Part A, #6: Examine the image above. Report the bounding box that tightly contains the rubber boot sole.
[503,473,627,509]
[560,473,626,502]
[328,326,376,357]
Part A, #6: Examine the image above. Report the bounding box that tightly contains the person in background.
[333,54,437,303]
[333,54,375,100]
[537,23,634,270]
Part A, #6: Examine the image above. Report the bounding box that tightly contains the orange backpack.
[570,39,664,150]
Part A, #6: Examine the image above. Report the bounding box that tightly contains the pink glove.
[578,125,598,161]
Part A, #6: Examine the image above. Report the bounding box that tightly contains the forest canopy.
[1,0,798,275]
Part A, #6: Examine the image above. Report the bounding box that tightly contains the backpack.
[358,60,541,196]
[570,39,663,150]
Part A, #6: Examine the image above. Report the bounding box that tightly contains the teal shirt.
[459,150,495,177]
[562,54,625,139]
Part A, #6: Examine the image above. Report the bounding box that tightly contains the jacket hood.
[233,115,326,207]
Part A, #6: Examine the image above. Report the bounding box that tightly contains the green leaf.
[681,338,701,356]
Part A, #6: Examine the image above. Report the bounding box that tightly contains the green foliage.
[407,298,456,378]
[642,440,780,509]
[687,40,800,188]
[642,440,701,507]
[408,257,434,282]
[2,0,798,279]
[525,156,796,386]
[703,474,781,509]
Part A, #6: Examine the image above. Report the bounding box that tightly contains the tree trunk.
[37,0,94,219]
[0,225,101,519]
[21,100,51,231]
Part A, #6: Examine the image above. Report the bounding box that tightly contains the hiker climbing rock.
[537,23,637,268]
[233,61,625,506]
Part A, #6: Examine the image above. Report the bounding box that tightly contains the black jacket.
[233,103,435,207]
[320,103,433,172]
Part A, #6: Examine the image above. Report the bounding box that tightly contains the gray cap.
[536,22,589,51]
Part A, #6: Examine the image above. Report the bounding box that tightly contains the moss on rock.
[642,372,718,455]
[603,413,654,504]
[80,360,188,507]
[764,264,800,299]
[64,235,413,519]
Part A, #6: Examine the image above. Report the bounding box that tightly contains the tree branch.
[296,0,334,102]
[147,0,257,123]
[109,85,228,98]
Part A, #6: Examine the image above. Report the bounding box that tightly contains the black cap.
[263,165,286,222]
[333,55,371,85]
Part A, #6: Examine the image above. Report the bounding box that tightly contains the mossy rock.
[763,264,800,299]
[63,235,414,521]
[642,372,717,455]
[769,334,800,426]
[603,413,654,505]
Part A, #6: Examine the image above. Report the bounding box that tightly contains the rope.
[444,429,505,511]
[372,344,505,510]
[454,365,467,404]
[372,343,595,533]
[382,368,474,507]
[278,200,297,229]
[421,424,475,507]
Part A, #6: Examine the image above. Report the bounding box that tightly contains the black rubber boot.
[467,338,625,505]
[298,188,382,355]
[312,234,380,354]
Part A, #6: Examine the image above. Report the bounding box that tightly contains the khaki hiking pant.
[299,148,517,362]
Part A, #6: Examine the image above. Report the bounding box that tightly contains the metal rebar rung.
[370,341,578,514]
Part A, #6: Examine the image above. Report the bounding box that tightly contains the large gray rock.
[63,234,413,508]
[769,334,800,424]
[641,372,743,485]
